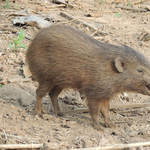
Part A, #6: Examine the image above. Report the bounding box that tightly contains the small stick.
[59,18,80,24]
[61,103,150,114]
[45,4,66,8]
[8,12,28,16]
[0,9,16,12]
[0,132,36,140]
[133,0,148,5]
[114,121,127,124]
[0,24,12,26]
[91,28,101,36]
[0,144,43,149]
[119,109,139,113]
[139,95,147,102]
[8,78,31,83]
[60,11,107,36]
[62,2,78,8]
[3,130,8,140]
[71,141,150,150]
[53,0,78,8]
[117,94,125,104]
[2,27,33,40]
[115,5,148,12]
[0,78,31,84]
[75,137,83,144]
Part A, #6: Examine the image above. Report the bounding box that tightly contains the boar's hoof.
[94,123,104,131]
[34,110,43,117]
[57,112,65,117]
[105,121,116,128]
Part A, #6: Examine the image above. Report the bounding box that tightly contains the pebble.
[84,138,93,148]
[128,130,137,137]
[9,53,16,60]
[43,114,54,120]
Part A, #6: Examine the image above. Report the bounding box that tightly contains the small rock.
[84,138,93,148]
[18,97,32,107]
[17,52,26,63]
[35,115,40,120]
[9,53,16,61]
[7,59,14,65]
[43,114,54,120]
[103,36,111,43]
[128,130,137,137]
[85,27,89,33]
[59,141,69,148]
[41,142,58,150]
[136,147,144,150]
[13,15,51,29]
[67,121,77,128]
[55,117,61,123]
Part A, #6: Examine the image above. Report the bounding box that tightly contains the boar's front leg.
[36,84,52,117]
[100,100,115,128]
[88,100,104,131]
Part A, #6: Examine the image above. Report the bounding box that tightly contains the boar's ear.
[114,57,125,73]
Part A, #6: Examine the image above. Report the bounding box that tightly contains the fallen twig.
[61,103,150,114]
[60,11,107,36]
[8,12,28,16]
[133,0,148,5]
[115,5,148,12]
[2,27,33,40]
[53,0,78,8]
[71,141,150,150]
[0,78,31,84]
[45,4,66,8]
[75,137,83,144]
[0,144,43,149]
[59,18,80,24]
[0,132,36,141]
[3,130,8,141]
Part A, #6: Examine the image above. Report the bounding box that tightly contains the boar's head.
[114,45,150,96]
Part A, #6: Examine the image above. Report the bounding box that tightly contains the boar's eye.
[138,69,143,73]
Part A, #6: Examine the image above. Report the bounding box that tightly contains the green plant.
[9,30,27,52]
[99,0,105,4]
[16,5,20,10]
[115,12,122,18]
[3,0,10,9]
[127,0,133,7]
[0,85,3,88]
[95,0,105,5]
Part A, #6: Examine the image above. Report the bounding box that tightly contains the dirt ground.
[0,0,150,149]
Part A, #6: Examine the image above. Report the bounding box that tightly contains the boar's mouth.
[145,85,150,91]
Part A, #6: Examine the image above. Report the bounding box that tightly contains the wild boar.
[26,25,150,130]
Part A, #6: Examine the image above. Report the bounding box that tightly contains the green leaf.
[18,42,27,50]
[0,84,3,88]
[9,43,14,48]
[115,12,122,18]
[17,30,25,42]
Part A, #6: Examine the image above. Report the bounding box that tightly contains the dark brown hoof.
[105,121,116,128]
[94,123,104,132]
[57,112,65,117]
[34,109,43,117]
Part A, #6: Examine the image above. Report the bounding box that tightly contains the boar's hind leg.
[36,84,52,117]
[49,86,63,116]
[88,100,104,131]
[100,100,115,128]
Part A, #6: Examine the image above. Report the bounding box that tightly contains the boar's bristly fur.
[26,25,150,131]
